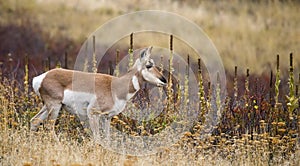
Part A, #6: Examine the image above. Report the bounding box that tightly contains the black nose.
[160,77,167,84]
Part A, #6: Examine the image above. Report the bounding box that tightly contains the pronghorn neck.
[130,71,144,92]
[112,69,144,101]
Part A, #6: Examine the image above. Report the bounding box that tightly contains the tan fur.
[39,68,137,114]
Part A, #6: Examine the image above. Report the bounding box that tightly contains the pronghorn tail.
[32,72,48,97]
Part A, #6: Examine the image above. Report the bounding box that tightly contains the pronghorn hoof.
[92,111,109,115]
[30,126,38,131]
[30,118,43,131]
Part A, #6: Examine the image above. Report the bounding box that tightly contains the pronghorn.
[30,46,167,132]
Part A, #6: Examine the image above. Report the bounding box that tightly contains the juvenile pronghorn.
[30,46,167,132]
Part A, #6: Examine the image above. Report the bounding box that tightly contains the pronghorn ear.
[146,46,153,55]
[140,46,152,60]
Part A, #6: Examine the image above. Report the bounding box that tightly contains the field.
[1,0,300,165]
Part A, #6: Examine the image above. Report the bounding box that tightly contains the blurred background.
[0,0,299,79]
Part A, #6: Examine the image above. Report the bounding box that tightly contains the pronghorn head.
[133,46,167,86]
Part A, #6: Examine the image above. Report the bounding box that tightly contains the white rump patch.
[32,71,48,96]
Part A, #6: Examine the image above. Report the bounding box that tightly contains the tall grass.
[0,46,299,165]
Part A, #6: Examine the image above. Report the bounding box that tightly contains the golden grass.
[1,128,299,165]
[0,55,299,165]
[1,0,300,165]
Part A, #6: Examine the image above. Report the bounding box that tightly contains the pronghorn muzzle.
[158,75,167,86]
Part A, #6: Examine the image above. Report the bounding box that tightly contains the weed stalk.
[216,72,221,118]
[243,68,250,132]
[83,41,89,72]
[92,35,97,73]
[64,51,68,69]
[184,55,189,111]
[56,60,61,68]
[198,59,207,124]
[234,66,238,103]
[128,33,134,69]
[115,49,120,77]
[167,35,174,112]
[286,53,298,119]
[275,55,281,107]
[0,61,3,81]
[24,55,29,98]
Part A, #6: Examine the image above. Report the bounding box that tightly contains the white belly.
[62,89,96,116]
[108,98,127,117]
[62,90,130,119]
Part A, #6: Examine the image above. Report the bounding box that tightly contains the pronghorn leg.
[89,115,100,141]
[62,105,89,129]
[104,116,111,136]
[100,115,111,144]
[86,100,101,139]
[30,105,48,131]
[78,114,90,129]
[45,101,62,131]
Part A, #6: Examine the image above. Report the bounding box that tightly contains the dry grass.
[1,125,299,165]
[1,0,300,165]
[1,53,300,165]
[2,128,298,165]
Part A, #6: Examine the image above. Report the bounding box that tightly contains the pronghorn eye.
[146,64,152,69]
[146,60,153,69]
